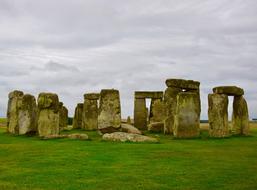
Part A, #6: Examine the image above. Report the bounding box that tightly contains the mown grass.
[0,122,257,190]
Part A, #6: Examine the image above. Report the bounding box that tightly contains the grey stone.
[232,96,249,135]
[73,103,83,129]
[135,91,163,99]
[121,123,142,134]
[83,98,98,130]
[134,98,147,130]
[165,79,200,90]
[208,93,229,137]
[213,86,244,96]
[98,89,121,130]
[173,92,200,138]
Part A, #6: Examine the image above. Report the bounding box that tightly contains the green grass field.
[0,119,257,190]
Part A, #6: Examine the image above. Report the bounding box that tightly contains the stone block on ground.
[121,124,142,134]
[148,122,164,133]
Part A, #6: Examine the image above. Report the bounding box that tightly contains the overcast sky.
[0,0,256,119]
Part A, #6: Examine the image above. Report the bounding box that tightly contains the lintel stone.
[165,79,200,90]
[135,91,163,99]
[213,86,244,96]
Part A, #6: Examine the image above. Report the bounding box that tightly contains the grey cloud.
[0,0,256,119]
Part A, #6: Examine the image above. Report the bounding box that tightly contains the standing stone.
[127,116,131,125]
[149,98,165,123]
[83,93,99,130]
[59,102,68,131]
[174,92,200,138]
[134,98,147,130]
[208,93,229,137]
[163,87,181,134]
[37,93,60,137]
[7,90,24,134]
[98,89,121,132]
[232,96,249,135]
[73,103,83,129]
[18,94,38,135]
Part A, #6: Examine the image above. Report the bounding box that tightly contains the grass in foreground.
[0,123,257,190]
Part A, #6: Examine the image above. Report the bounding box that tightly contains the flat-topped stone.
[213,86,244,96]
[37,93,59,111]
[84,93,100,100]
[135,91,163,99]
[165,79,200,89]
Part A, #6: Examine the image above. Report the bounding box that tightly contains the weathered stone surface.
[148,122,164,133]
[126,116,131,125]
[102,132,159,143]
[134,98,147,130]
[59,103,68,131]
[121,124,142,134]
[208,93,229,137]
[174,92,200,138]
[149,98,165,123]
[84,93,100,100]
[68,133,89,140]
[98,126,121,135]
[83,98,98,130]
[98,89,121,130]
[163,87,181,134]
[213,86,244,96]
[165,79,200,90]
[18,94,38,135]
[42,133,89,140]
[135,91,163,99]
[37,93,60,137]
[232,96,249,135]
[73,103,83,129]
[7,90,24,134]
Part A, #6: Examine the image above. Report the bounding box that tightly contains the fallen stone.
[148,122,164,133]
[232,96,249,135]
[68,133,89,140]
[98,126,121,135]
[102,132,159,143]
[121,124,142,134]
[42,134,68,140]
[165,79,200,90]
[208,93,229,137]
[213,86,244,96]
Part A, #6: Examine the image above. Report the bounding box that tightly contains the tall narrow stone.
[208,93,229,137]
[98,89,121,131]
[18,94,38,135]
[37,93,59,137]
[232,96,249,135]
[83,93,99,130]
[149,98,165,123]
[174,92,200,138]
[73,103,83,129]
[134,98,147,130]
[163,87,181,134]
[59,102,68,131]
[7,90,24,134]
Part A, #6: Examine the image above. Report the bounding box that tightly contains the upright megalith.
[37,93,60,137]
[149,98,165,123]
[18,94,38,135]
[83,93,99,130]
[59,102,68,131]
[7,90,24,134]
[208,93,229,137]
[134,91,163,130]
[73,103,83,129]
[208,85,249,137]
[232,96,249,135]
[174,92,200,138]
[134,98,147,130]
[98,89,121,133]
[164,79,201,135]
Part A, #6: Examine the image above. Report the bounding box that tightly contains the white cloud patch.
[0,0,256,119]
